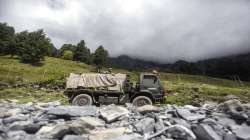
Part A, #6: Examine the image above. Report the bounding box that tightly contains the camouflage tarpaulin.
[66,73,127,91]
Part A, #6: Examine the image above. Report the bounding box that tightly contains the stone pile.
[0,99,250,140]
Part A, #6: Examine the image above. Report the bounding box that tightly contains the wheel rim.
[75,96,90,106]
[135,98,151,106]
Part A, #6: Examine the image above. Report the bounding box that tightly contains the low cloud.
[1,0,250,63]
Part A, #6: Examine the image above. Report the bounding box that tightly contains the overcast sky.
[0,0,250,63]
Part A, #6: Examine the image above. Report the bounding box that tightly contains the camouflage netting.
[66,73,127,91]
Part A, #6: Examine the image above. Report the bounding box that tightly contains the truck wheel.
[132,96,152,107]
[72,94,93,106]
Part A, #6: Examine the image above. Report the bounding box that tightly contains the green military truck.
[64,72,165,106]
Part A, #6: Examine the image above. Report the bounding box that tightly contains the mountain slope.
[110,53,250,81]
[0,56,250,105]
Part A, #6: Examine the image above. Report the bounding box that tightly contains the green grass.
[0,55,250,105]
[0,56,95,85]
[0,87,68,104]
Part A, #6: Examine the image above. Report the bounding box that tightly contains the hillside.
[110,53,250,81]
[0,56,250,105]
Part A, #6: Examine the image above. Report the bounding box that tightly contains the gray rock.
[0,108,22,118]
[78,116,104,127]
[216,117,237,129]
[0,108,11,118]
[154,121,165,132]
[37,124,72,139]
[223,133,237,140]
[176,108,205,121]
[7,130,48,140]
[192,124,222,140]
[134,117,155,135]
[99,105,129,123]
[89,127,126,140]
[136,105,160,114]
[172,118,191,129]
[166,125,196,140]
[9,121,41,134]
[47,106,97,117]
[3,114,29,124]
[217,99,248,120]
[7,130,27,140]
[63,135,88,140]
[106,133,143,140]
[231,125,250,140]
[37,101,61,108]
[68,118,99,134]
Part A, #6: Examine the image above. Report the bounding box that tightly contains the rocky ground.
[0,99,250,140]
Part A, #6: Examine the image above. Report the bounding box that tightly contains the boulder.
[223,133,237,140]
[176,108,205,121]
[47,106,97,117]
[183,105,199,111]
[192,124,222,140]
[3,114,29,124]
[154,121,165,132]
[217,99,248,120]
[136,105,160,114]
[68,118,101,134]
[134,117,155,135]
[231,125,250,140]
[89,127,126,140]
[0,108,11,118]
[172,118,191,129]
[37,124,72,139]
[99,105,129,123]
[9,121,41,134]
[37,101,61,108]
[79,117,104,127]
[7,130,28,140]
[7,108,22,116]
[107,133,144,140]
[166,125,196,140]
[63,135,88,140]
[7,130,47,140]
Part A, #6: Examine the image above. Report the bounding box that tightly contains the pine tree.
[93,45,108,71]
[73,40,91,64]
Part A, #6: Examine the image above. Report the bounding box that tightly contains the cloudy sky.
[0,0,250,63]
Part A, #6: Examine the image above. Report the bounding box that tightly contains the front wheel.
[132,96,153,107]
[72,94,93,106]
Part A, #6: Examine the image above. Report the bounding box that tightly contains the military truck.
[63,72,165,106]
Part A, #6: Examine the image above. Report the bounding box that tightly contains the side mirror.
[154,77,157,84]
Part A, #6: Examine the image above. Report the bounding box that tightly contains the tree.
[59,44,76,56]
[62,50,73,60]
[0,22,15,56]
[93,45,108,71]
[73,40,91,64]
[47,44,59,57]
[16,29,52,64]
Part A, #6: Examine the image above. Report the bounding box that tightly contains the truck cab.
[130,73,164,106]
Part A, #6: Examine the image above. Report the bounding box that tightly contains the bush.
[16,29,52,64]
[62,50,73,60]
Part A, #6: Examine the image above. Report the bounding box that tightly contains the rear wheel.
[132,96,153,107]
[72,94,93,106]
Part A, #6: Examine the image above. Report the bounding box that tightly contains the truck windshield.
[143,75,159,88]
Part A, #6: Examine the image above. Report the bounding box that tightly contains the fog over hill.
[0,0,250,63]
[110,52,250,81]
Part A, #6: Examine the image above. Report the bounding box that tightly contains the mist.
[0,0,250,63]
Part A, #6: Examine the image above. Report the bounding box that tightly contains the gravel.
[0,99,250,140]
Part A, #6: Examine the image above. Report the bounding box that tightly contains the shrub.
[62,50,73,60]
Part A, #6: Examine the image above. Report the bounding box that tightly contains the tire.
[132,96,153,107]
[72,94,93,106]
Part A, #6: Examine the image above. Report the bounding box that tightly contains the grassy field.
[0,55,250,105]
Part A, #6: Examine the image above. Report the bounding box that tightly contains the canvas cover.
[66,73,127,91]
